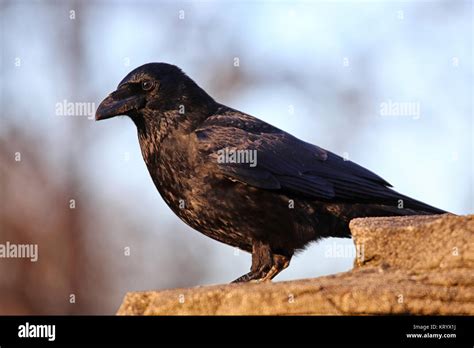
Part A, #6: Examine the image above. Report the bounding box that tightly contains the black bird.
[96,63,446,282]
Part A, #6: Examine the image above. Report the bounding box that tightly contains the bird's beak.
[95,86,145,121]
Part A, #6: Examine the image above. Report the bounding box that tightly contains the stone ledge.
[117,214,473,315]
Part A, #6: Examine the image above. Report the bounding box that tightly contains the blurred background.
[0,0,472,314]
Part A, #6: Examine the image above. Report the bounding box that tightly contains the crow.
[96,63,446,282]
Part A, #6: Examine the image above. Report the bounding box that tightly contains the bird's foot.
[231,272,261,283]
[231,253,290,283]
[259,254,290,282]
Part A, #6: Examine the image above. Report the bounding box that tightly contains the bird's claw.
[231,254,290,283]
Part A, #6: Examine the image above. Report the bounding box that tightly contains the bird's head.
[96,63,215,127]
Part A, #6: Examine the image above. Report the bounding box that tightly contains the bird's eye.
[141,80,154,91]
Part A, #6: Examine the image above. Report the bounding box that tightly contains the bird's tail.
[385,190,448,215]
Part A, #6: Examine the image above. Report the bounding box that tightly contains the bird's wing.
[195,109,399,204]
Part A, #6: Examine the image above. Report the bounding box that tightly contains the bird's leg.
[231,242,291,283]
[259,254,291,282]
[232,241,272,283]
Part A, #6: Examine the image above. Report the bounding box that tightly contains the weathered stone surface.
[350,214,474,271]
[117,214,473,315]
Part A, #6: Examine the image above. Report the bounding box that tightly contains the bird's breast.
[138,131,205,218]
